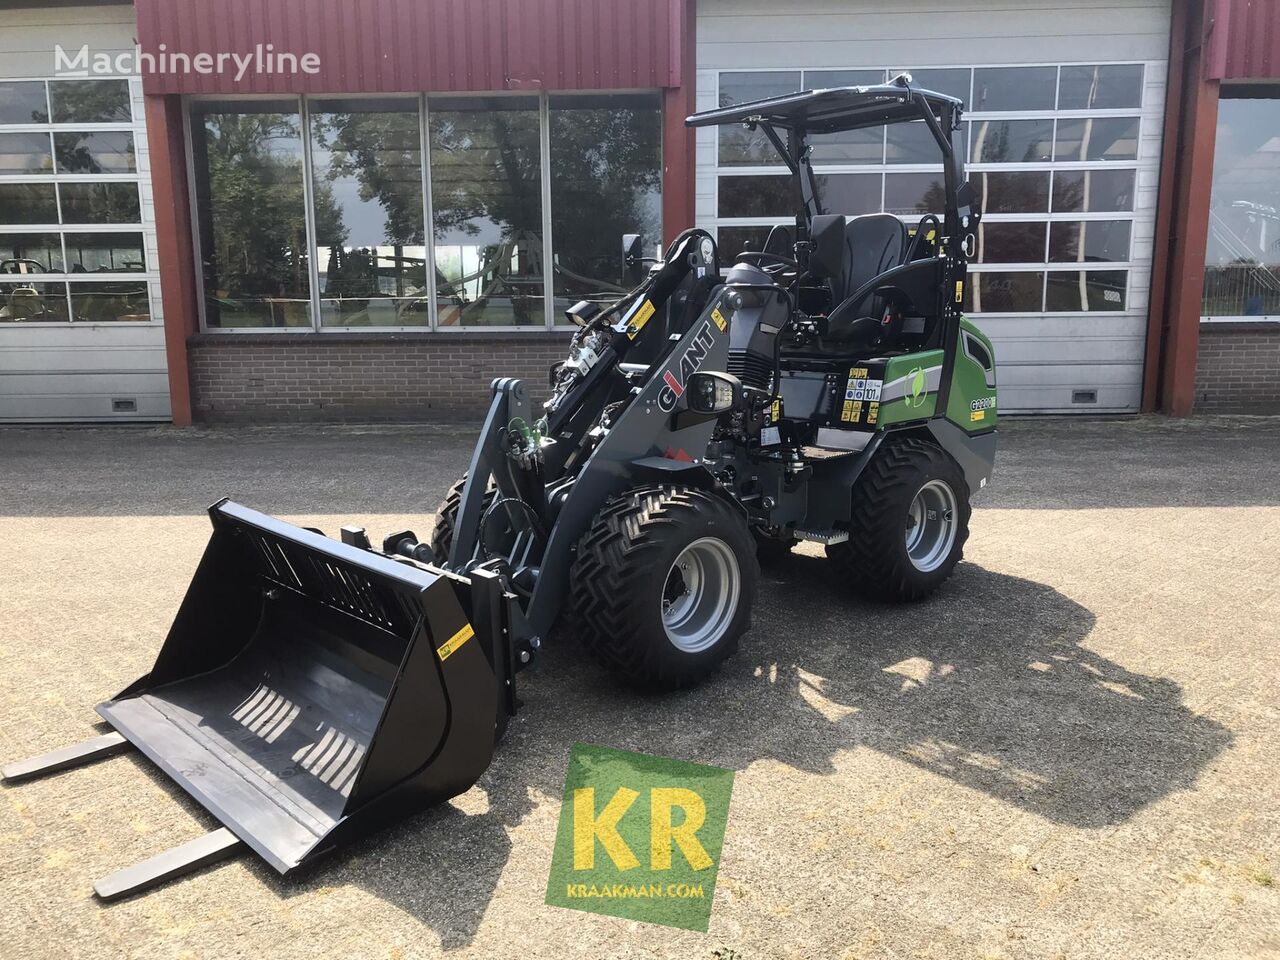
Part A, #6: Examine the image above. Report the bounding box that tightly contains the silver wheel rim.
[662,537,741,653]
[905,479,958,573]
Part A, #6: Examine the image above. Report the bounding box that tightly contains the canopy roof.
[686,82,961,135]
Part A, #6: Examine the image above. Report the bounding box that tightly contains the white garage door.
[0,5,169,422]
[696,0,1171,413]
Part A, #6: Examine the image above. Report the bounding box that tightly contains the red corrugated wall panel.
[134,0,684,94]
[1207,0,1280,80]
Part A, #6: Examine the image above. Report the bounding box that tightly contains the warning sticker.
[627,300,656,340]
[970,409,985,422]
[711,306,728,332]
[437,623,475,661]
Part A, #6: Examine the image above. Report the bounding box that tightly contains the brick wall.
[1194,323,1280,414]
[189,332,574,422]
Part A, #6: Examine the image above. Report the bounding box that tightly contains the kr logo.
[905,366,929,408]
[545,743,735,932]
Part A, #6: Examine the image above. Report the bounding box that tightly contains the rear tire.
[429,474,495,565]
[827,438,970,601]
[571,485,758,691]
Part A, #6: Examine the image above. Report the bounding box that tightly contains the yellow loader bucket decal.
[437,623,475,661]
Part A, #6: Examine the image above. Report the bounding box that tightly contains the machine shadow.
[284,557,1231,949]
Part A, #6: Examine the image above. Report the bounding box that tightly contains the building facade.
[0,0,1275,423]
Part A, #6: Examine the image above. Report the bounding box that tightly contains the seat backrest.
[836,214,906,306]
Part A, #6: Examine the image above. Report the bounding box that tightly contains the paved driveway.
[0,417,1277,959]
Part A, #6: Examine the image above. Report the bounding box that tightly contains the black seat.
[835,214,906,306]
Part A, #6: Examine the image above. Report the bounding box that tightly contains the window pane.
[1054,117,1139,161]
[973,67,1056,111]
[718,72,802,165]
[54,131,136,173]
[819,173,881,216]
[0,233,63,272]
[1046,270,1127,311]
[1052,169,1135,212]
[58,183,141,224]
[884,172,944,215]
[68,281,150,321]
[191,101,312,328]
[430,96,543,327]
[550,93,662,312]
[719,175,794,217]
[1202,97,1280,317]
[1049,221,1131,263]
[309,98,426,327]
[971,119,1054,163]
[49,80,131,123]
[802,71,885,164]
[804,69,884,88]
[64,232,146,272]
[0,81,49,124]
[0,132,52,174]
[969,271,1044,312]
[0,183,58,223]
[975,221,1047,263]
[887,120,958,164]
[894,68,971,104]
[0,280,68,321]
[974,171,1050,213]
[717,226,773,258]
[1058,65,1143,110]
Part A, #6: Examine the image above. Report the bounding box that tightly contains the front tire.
[570,485,758,691]
[827,438,970,601]
[429,474,495,565]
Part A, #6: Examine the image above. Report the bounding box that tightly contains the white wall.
[695,0,1174,414]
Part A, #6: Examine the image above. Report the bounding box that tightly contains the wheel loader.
[3,75,998,898]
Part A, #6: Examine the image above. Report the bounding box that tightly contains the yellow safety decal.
[954,281,964,303]
[771,399,781,421]
[868,401,879,425]
[437,622,475,661]
[627,300,656,339]
[849,366,868,378]
[970,409,985,422]
[711,306,728,332]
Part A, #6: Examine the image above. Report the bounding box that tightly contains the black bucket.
[97,500,507,875]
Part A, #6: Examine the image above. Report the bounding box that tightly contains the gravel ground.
[0,416,1277,960]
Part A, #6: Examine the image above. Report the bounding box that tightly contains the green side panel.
[946,316,999,432]
[876,349,944,427]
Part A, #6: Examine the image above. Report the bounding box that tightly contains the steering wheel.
[735,250,804,287]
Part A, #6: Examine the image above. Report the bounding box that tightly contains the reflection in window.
[550,94,661,313]
[64,232,145,272]
[968,271,1044,313]
[0,183,58,224]
[191,101,312,328]
[1052,169,1135,212]
[975,171,1050,213]
[430,96,543,326]
[59,182,141,224]
[971,119,1053,163]
[69,281,151,321]
[309,98,426,327]
[54,131,136,173]
[1046,270,1126,311]
[1058,65,1143,110]
[0,81,49,124]
[719,175,794,218]
[718,72,801,165]
[0,233,62,272]
[1054,117,1139,162]
[48,80,131,123]
[1202,96,1280,318]
[0,280,68,321]
[1049,221,1131,263]
[973,67,1056,111]
[819,174,882,216]
[976,222,1046,263]
[884,173,944,215]
[0,132,52,174]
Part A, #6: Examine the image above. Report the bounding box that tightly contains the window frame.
[711,61,1152,318]
[0,75,156,327]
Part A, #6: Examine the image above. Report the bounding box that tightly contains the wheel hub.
[905,479,958,573]
[661,538,741,653]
